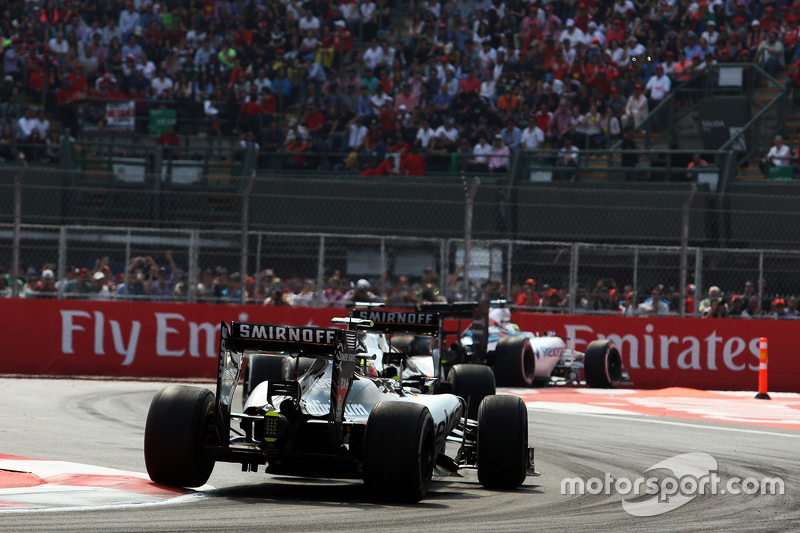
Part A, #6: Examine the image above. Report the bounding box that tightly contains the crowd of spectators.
[2,256,798,318]
[1,0,797,171]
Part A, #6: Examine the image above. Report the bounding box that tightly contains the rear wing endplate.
[215,321,362,448]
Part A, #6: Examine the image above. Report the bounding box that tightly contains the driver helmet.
[488,308,512,326]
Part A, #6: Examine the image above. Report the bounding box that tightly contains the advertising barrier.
[1,300,799,392]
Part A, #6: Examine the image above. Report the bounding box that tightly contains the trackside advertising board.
[1,299,799,392]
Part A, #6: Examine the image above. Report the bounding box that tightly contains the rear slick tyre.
[584,340,622,388]
[144,385,216,488]
[493,336,536,388]
[362,401,436,503]
[446,364,496,419]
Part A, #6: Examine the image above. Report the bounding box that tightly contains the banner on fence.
[1,300,799,392]
[105,101,136,132]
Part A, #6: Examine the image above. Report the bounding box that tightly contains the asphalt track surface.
[1,378,798,533]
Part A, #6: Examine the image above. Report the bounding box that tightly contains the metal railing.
[3,224,800,318]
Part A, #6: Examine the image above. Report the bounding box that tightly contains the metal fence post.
[317,235,325,303]
[632,247,639,303]
[188,230,199,303]
[240,174,255,304]
[506,241,513,301]
[680,184,697,317]
[694,248,703,316]
[255,233,262,302]
[380,237,386,297]
[57,227,67,300]
[569,242,579,314]
[11,159,25,298]
[758,251,764,308]
[463,177,480,299]
[440,239,447,286]
[124,227,131,283]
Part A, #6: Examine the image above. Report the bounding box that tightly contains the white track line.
[527,407,800,438]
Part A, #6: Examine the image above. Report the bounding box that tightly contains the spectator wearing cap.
[65,267,94,297]
[684,283,697,314]
[771,298,790,318]
[146,251,179,300]
[89,271,114,300]
[624,36,646,65]
[489,133,516,172]
[701,20,719,45]
[562,19,586,47]
[30,269,58,298]
[756,30,785,76]
[515,279,541,307]
[728,294,746,316]
[347,278,380,303]
[621,83,648,129]
[333,21,354,65]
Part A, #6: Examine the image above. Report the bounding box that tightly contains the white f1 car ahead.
[420,302,629,389]
[144,321,535,502]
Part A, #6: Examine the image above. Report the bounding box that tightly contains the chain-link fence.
[4,223,800,317]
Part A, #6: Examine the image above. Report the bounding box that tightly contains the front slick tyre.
[477,395,528,490]
[144,385,216,488]
[363,401,436,503]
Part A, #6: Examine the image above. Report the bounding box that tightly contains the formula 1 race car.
[143,321,534,502]
[420,301,629,390]
[336,307,497,419]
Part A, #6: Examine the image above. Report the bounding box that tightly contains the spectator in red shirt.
[547,49,571,80]
[66,63,88,96]
[303,103,327,141]
[27,61,50,94]
[159,124,180,158]
[606,18,626,46]
[458,67,481,95]
[399,144,427,175]
[515,279,541,307]
[360,154,394,176]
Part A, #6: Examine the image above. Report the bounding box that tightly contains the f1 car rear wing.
[346,308,440,335]
[420,300,490,357]
[216,321,362,448]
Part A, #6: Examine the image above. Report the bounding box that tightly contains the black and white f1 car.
[420,301,629,389]
[335,308,498,420]
[144,321,534,502]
